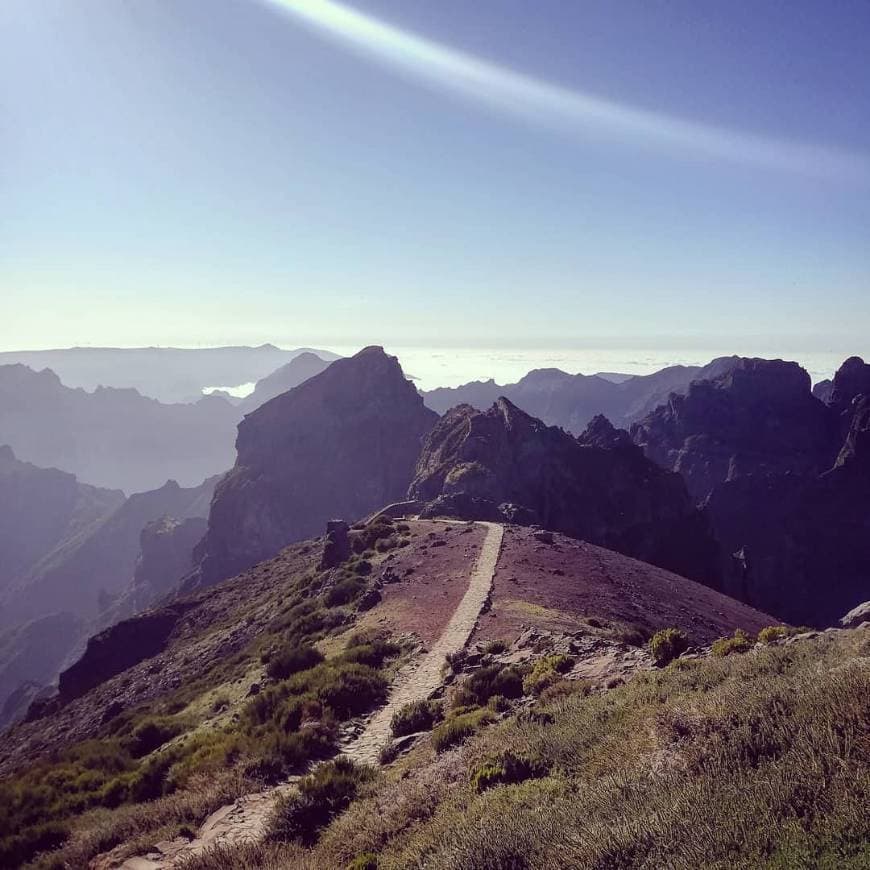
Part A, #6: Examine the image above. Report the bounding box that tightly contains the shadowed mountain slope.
[632,356,870,625]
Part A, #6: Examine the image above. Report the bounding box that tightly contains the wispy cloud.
[265,0,869,182]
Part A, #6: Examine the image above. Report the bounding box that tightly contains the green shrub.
[649,628,690,667]
[339,637,400,669]
[757,625,802,644]
[284,662,388,719]
[348,852,379,870]
[269,757,374,846]
[123,717,184,758]
[431,708,495,753]
[470,750,549,792]
[390,699,443,737]
[326,578,366,607]
[458,665,524,707]
[711,628,754,657]
[265,643,325,681]
[522,655,573,695]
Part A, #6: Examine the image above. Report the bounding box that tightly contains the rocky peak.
[409,400,716,583]
[631,357,832,502]
[578,414,633,450]
[829,356,870,410]
[192,347,438,587]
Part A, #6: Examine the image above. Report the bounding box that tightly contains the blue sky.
[2,0,869,351]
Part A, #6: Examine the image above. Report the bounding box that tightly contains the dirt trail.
[343,520,503,764]
[114,522,503,869]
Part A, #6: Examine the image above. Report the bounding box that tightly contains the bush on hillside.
[390,699,443,737]
[268,757,373,846]
[470,750,548,792]
[711,628,754,657]
[431,708,495,753]
[265,643,325,681]
[649,628,690,667]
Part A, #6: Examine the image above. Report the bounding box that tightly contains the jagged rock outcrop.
[319,520,351,569]
[631,358,834,502]
[634,356,870,626]
[191,347,438,588]
[841,601,870,629]
[409,398,717,582]
[111,516,208,617]
[56,605,192,704]
[828,356,870,410]
[812,379,833,403]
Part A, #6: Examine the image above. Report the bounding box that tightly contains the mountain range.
[0,344,867,868]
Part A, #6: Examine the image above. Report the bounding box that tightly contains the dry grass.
[29,768,253,868]
[123,630,870,870]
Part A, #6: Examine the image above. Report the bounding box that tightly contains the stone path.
[343,520,503,764]
[114,521,503,868]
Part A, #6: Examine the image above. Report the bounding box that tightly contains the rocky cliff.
[633,356,870,625]
[631,358,834,502]
[409,398,717,582]
[191,347,438,588]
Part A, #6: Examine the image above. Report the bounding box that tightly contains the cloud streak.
[264,0,869,182]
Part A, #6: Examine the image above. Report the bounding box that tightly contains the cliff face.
[192,347,438,587]
[631,358,834,502]
[409,398,717,582]
[633,356,870,626]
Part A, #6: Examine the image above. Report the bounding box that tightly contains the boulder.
[840,601,870,629]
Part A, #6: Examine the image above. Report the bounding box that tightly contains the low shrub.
[757,625,802,644]
[522,655,573,695]
[649,628,690,667]
[456,664,524,707]
[339,637,400,669]
[326,578,366,607]
[390,699,443,737]
[265,643,325,681]
[470,750,549,792]
[348,852,379,870]
[122,717,184,758]
[268,757,374,846]
[711,628,754,657]
[431,708,495,753]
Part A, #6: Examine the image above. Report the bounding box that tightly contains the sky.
[2,0,869,353]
